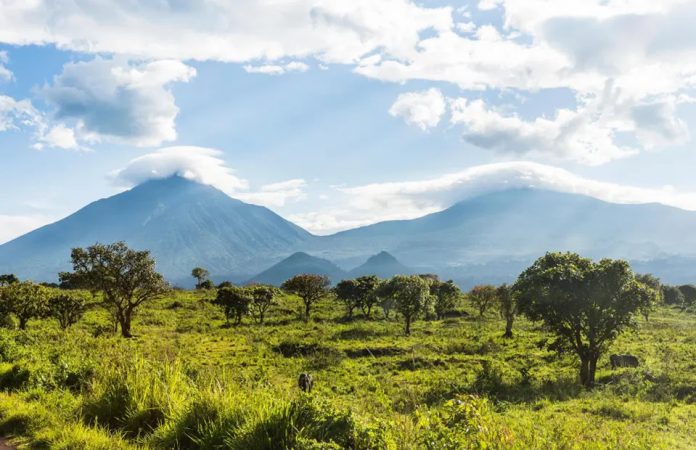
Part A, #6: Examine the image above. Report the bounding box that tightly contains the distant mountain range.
[2,175,696,288]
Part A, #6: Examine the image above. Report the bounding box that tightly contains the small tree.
[248,285,279,324]
[496,284,516,338]
[192,267,211,290]
[213,286,252,325]
[0,281,48,329]
[677,285,696,310]
[662,285,685,307]
[0,274,19,286]
[431,280,461,319]
[468,285,497,317]
[63,242,170,338]
[48,291,88,330]
[383,275,432,335]
[514,252,657,388]
[334,279,361,319]
[281,274,330,320]
[635,274,662,320]
[356,275,380,318]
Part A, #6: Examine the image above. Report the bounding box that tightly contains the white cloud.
[0,214,50,245]
[113,146,307,208]
[389,88,446,131]
[0,0,452,65]
[0,51,12,81]
[244,61,309,75]
[332,161,696,228]
[43,58,195,147]
[0,94,81,151]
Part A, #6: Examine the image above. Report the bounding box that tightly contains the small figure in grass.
[298,373,314,393]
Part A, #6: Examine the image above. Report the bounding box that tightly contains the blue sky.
[2,0,696,242]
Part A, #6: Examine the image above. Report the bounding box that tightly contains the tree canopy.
[514,252,657,387]
[62,241,169,337]
[281,274,330,320]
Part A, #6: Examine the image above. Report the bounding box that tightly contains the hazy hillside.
[348,251,414,278]
[248,251,347,285]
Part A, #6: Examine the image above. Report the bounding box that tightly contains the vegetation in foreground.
[0,245,694,448]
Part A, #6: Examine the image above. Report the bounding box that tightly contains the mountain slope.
[315,189,696,271]
[0,176,313,283]
[349,251,414,278]
[248,252,347,285]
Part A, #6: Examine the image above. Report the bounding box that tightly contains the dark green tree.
[662,285,684,307]
[0,274,19,286]
[248,285,279,324]
[496,284,516,338]
[431,279,461,319]
[382,275,432,335]
[281,274,330,320]
[468,285,497,317]
[334,279,361,319]
[635,274,662,320]
[677,285,696,310]
[0,281,49,329]
[356,275,380,318]
[213,286,252,325]
[191,267,211,290]
[514,252,657,387]
[48,291,89,330]
[63,242,170,337]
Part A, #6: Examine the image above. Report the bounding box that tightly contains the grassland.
[0,290,694,449]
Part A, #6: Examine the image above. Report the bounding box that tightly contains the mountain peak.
[366,251,398,264]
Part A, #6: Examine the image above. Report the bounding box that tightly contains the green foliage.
[496,284,516,338]
[282,274,330,320]
[63,241,170,337]
[468,284,497,317]
[380,275,432,335]
[213,286,252,325]
[430,279,461,320]
[0,274,19,287]
[514,252,658,387]
[191,267,210,290]
[0,281,49,329]
[248,285,279,324]
[47,290,89,329]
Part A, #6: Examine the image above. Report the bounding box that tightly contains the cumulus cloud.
[244,61,309,75]
[43,58,196,147]
[389,88,446,131]
[113,146,307,208]
[0,0,452,65]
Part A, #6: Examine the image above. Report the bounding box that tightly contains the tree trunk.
[18,317,28,330]
[579,355,590,387]
[304,300,311,320]
[404,315,411,335]
[503,317,514,338]
[119,312,132,338]
[588,355,598,387]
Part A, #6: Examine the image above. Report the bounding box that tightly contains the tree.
[514,252,657,388]
[0,274,19,286]
[635,274,662,320]
[191,267,211,290]
[382,275,432,335]
[0,281,49,329]
[63,242,170,338]
[431,280,461,319]
[281,274,330,320]
[468,285,497,317]
[677,285,696,310]
[334,279,361,319]
[662,285,685,307]
[356,275,380,318]
[248,285,279,324]
[213,286,252,325]
[496,284,516,338]
[48,291,89,330]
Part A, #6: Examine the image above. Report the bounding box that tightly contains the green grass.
[0,290,694,448]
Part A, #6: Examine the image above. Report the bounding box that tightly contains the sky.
[2,0,696,243]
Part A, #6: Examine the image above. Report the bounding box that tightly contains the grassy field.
[0,289,694,449]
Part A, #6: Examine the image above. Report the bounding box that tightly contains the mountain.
[0,176,313,284]
[248,252,347,285]
[349,251,413,278]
